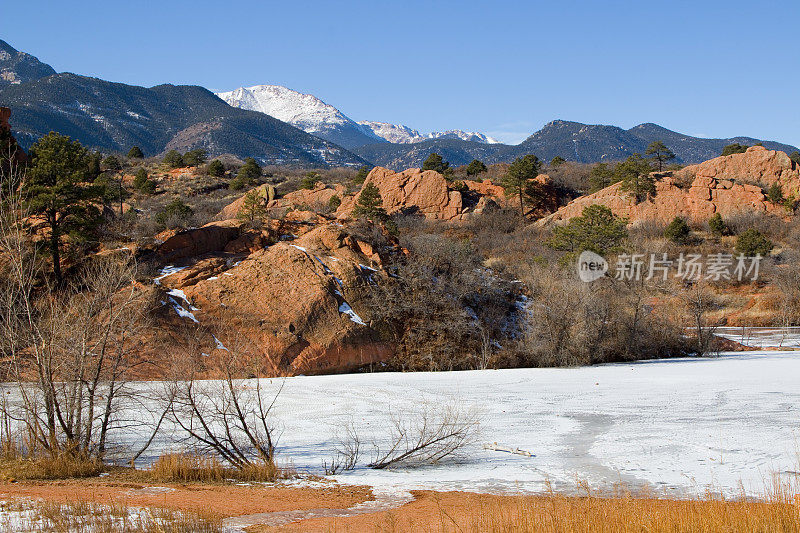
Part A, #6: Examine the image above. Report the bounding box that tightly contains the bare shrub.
[161,332,283,472]
[367,401,480,469]
[323,420,361,475]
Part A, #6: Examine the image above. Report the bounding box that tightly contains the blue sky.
[4,0,799,146]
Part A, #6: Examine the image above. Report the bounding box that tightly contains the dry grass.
[147,452,285,483]
[371,481,800,533]
[0,444,104,481]
[0,498,224,532]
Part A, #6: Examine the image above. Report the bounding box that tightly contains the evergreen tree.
[708,213,729,237]
[300,172,319,190]
[790,151,800,165]
[163,150,184,169]
[237,189,267,224]
[422,153,450,174]
[25,133,103,282]
[183,148,208,167]
[645,141,676,171]
[735,229,773,257]
[721,143,748,156]
[352,165,371,185]
[465,159,487,176]
[664,216,691,244]
[95,173,130,213]
[101,154,122,171]
[353,182,386,219]
[133,168,156,194]
[550,156,566,168]
[617,154,655,202]
[547,205,628,259]
[502,154,542,217]
[207,159,225,177]
[155,199,193,229]
[766,183,784,204]
[87,152,102,180]
[588,163,616,192]
[127,146,144,159]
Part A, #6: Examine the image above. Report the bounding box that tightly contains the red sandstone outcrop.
[539,148,799,226]
[676,146,800,195]
[337,167,464,221]
[157,221,241,261]
[170,224,392,374]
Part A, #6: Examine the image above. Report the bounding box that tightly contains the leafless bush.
[518,265,688,366]
[162,332,283,470]
[323,419,361,475]
[367,401,480,469]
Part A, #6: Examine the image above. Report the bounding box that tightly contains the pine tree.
[589,163,615,192]
[207,159,225,177]
[664,216,691,244]
[465,159,487,176]
[101,154,122,171]
[183,148,208,167]
[163,150,184,169]
[127,146,144,159]
[352,165,371,185]
[645,141,676,171]
[550,156,566,168]
[721,143,749,156]
[237,189,267,224]
[422,153,450,174]
[25,133,103,282]
[133,168,156,194]
[353,182,386,219]
[502,154,542,217]
[547,205,628,259]
[617,154,655,202]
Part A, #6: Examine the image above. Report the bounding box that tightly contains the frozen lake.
[116,350,800,498]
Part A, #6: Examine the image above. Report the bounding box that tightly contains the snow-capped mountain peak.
[216,84,383,150]
[217,84,499,149]
[357,121,499,144]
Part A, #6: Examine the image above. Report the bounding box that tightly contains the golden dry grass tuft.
[0,442,104,481]
[147,452,285,483]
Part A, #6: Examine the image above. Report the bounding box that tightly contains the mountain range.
[0,40,365,167]
[216,84,499,149]
[0,39,796,170]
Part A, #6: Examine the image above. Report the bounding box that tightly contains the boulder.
[182,223,393,374]
[337,167,464,221]
[157,221,240,261]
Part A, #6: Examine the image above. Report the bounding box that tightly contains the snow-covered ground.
[116,350,800,498]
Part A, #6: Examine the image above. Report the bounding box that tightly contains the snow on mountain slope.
[216,85,383,150]
[358,121,499,144]
[216,85,498,149]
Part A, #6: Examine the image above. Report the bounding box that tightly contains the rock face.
[540,147,798,226]
[676,145,800,195]
[157,221,241,262]
[175,224,392,374]
[338,167,464,221]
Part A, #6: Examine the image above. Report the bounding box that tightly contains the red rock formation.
[539,148,799,226]
[171,224,393,374]
[157,221,241,261]
[677,146,800,195]
[337,167,464,221]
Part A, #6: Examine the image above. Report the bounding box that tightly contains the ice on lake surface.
[715,326,800,349]
[110,349,800,498]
